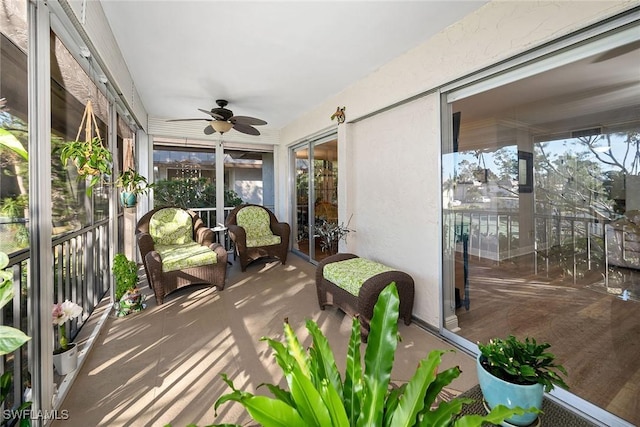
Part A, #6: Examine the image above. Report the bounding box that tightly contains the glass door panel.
[312,140,338,262]
[293,146,311,258]
[292,138,338,262]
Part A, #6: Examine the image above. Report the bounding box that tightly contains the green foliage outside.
[1,116,98,254]
[211,283,524,427]
[154,178,243,209]
[0,251,32,422]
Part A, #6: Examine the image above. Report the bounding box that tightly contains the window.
[152,139,274,225]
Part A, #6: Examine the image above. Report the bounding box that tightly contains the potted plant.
[60,136,113,196]
[112,253,145,317]
[52,299,83,375]
[115,168,153,208]
[212,283,525,426]
[477,335,569,426]
[315,216,354,255]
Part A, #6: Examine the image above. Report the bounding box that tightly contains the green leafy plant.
[478,335,569,393]
[213,283,524,426]
[112,253,139,301]
[0,252,31,355]
[115,168,153,195]
[315,217,354,254]
[60,136,113,196]
[0,252,31,422]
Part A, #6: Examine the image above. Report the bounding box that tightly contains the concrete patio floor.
[53,253,477,426]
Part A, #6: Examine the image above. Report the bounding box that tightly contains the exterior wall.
[234,167,263,205]
[345,95,442,324]
[279,0,636,328]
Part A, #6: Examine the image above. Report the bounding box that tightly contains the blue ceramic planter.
[120,191,137,208]
[477,355,543,426]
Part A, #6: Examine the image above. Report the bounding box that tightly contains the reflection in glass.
[442,40,640,424]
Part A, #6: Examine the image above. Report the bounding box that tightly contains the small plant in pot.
[477,335,569,426]
[112,253,145,317]
[314,216,354,255]
[115,168,153,208]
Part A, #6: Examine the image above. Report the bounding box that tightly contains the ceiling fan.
[168,99,267,135]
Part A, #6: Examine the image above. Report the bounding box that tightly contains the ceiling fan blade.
[231,116,267,126]
[166,118,210,122]
[198,108,224,120]
[204,125,216,135]
[232,123,261,136]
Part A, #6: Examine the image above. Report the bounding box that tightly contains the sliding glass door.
[441,21,639,426]
[292,136,338,263]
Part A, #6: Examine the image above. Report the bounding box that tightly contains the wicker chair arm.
[137,232,155,257]
[196,227,215,246]
[209,243,228,265]
[271,222,290,238]
[227,224,246,245]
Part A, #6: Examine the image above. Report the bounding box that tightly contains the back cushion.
[236,206,272,240]
[149,208,194,245]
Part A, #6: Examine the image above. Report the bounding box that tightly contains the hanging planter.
[115,169,153,208]
[59,100,112,196]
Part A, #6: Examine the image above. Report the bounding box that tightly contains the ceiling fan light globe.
[210,120,233,134]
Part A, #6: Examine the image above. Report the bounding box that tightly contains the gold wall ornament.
[330,106,346,124]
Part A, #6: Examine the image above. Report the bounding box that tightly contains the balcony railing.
[2,219,111,411]
[446,208,610,282]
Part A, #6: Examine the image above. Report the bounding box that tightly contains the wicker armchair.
[226,204,290,271]
[136,206,227,304]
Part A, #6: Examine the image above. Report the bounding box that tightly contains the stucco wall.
[279,1,635,328]
[344,95,442,324]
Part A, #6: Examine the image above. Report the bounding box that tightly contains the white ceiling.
[100,1,488,131]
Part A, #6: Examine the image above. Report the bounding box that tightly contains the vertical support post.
[27,1,54,422]
[216,141,225,225]
[108,101,118,303]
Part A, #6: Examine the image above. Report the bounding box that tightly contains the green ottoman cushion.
[155,242,217,272]
[323,257,394,296]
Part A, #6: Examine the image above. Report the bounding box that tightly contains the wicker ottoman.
[316,253,415,341]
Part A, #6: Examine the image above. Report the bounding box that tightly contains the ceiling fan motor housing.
[212,99,234,121]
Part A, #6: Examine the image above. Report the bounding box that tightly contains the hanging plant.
[115,168,153,207]
[60,137,112,196]
[59,100,112,196]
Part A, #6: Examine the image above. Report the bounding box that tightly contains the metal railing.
[2,219,111,411]
[190,207,234,228]
[446,208,609,280]
[190,205,275,229]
